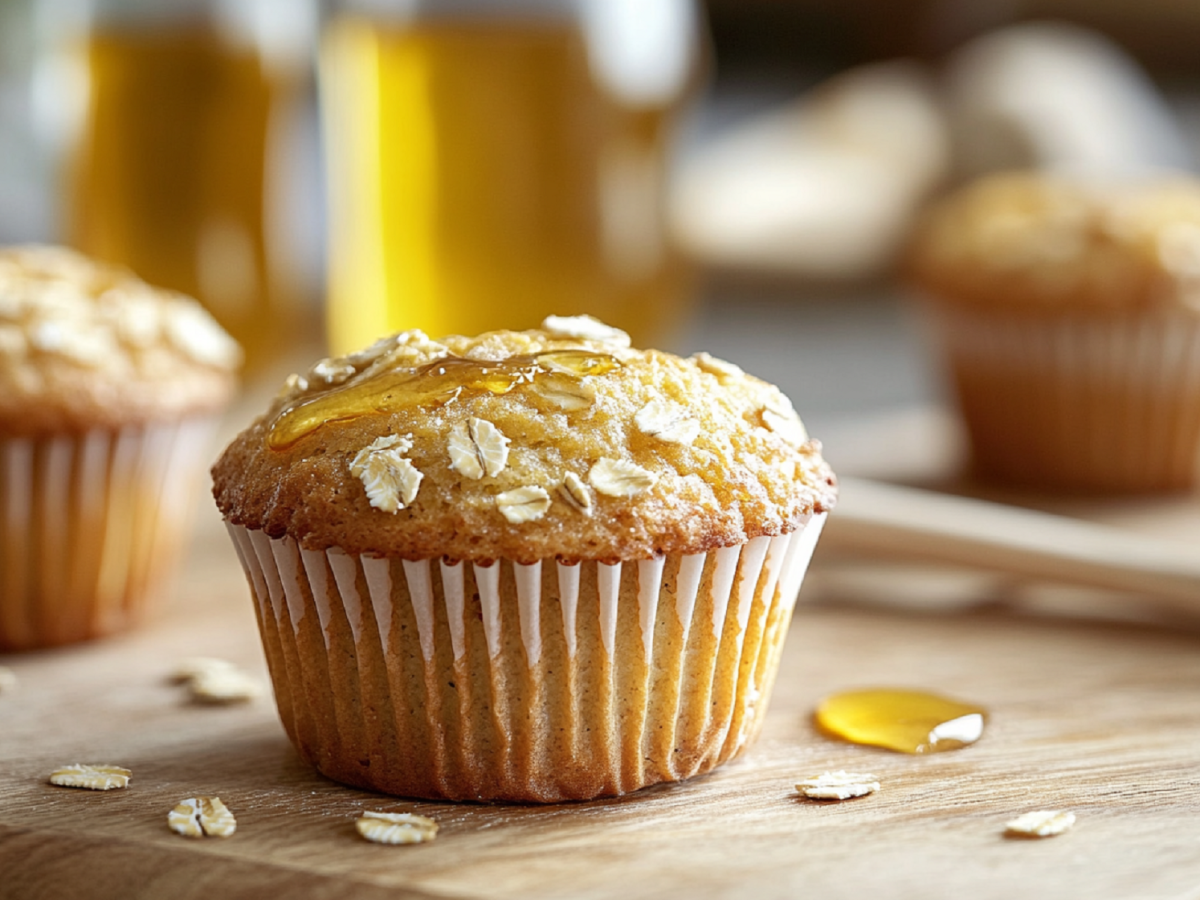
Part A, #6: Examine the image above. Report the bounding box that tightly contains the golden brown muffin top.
[0,245,241,434]
[907,170,1200,311]
[212,316,836,563]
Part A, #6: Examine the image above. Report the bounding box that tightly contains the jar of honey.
[42,0,318,374]
[319,0,704,354]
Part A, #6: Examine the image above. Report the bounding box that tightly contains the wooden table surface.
[4,489,1200,898]
[3,385,1200,899]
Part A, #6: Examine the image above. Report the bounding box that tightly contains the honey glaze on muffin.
[213,315,836,564]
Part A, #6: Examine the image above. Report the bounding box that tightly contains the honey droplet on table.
[814,688,987,754]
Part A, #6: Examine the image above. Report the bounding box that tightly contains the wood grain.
[3,499,1200,899]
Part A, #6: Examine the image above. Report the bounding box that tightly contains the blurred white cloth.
[944,20,1191,179]
[672,60,949,282]
[672,21,1194,283]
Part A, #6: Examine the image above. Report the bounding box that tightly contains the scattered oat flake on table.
[356,811,439,845]
[796,771,880,800]
[0,665,16,694]
[1005,810,1075,838]
[169,656,239,684]
[188,666,263,704]
[168,797,237,838]
[49,764,132,791]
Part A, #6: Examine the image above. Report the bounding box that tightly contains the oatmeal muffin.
[908,170,1200,491]
[213,315,835,802]
[0,245,240,650]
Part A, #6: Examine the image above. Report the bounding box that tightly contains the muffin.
[908,170,1200,492]
[0,245,240,650]
[212,315,836,802]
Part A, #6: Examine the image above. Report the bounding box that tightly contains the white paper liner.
[226,512,827,802]
[0,418,217,650]
[927,304,1200,489]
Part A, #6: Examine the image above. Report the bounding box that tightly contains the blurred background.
[1,0,1199,476]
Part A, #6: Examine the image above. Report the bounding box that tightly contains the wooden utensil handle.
[824,476,1200,614]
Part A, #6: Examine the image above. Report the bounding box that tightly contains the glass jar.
[40,0,319,373]
[320,0,703,353]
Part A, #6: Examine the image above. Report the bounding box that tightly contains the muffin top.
[907,170,1200,311]
[0,245,241,434]
[212,316,836,563]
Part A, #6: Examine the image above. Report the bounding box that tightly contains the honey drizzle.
[813,688,987,754]
[267,349,620,450]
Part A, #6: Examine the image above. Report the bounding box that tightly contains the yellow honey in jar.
[319,16,696,354]
[65,27,307,372]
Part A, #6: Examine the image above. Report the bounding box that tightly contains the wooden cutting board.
[3,499,1200,900]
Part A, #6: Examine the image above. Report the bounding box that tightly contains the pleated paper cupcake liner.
[928,305,1200,491]
[227,513,827,802]
[0,418,218,650]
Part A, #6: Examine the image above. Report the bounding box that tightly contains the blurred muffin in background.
[0,245,240,650]
[908,170,1200,492]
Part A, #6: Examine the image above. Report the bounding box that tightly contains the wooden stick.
[823,476,1200,615]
